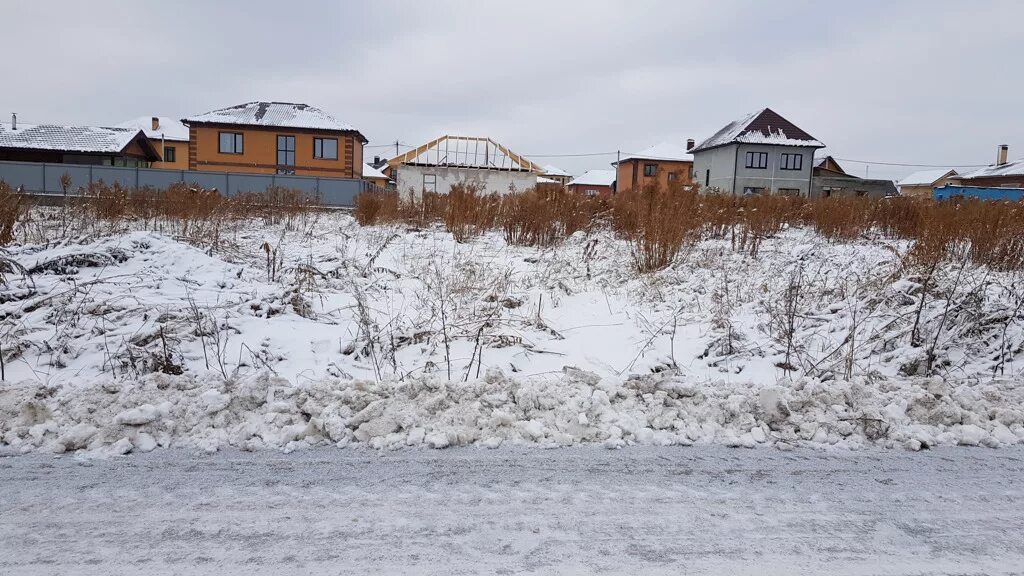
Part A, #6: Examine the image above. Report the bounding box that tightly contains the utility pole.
[395,140,400,157]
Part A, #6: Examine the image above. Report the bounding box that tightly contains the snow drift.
[3,367,1022,456]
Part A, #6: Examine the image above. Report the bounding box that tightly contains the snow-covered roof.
[897,168,958,187]
[388,135,542,172]
[691,108,824,153]
[541,164,570,177]
[363,163,388,180]
[183,102,363,137]
[537,176,560,184]
[569,169,616,187]
[958,158,1024,180]
[0,121,150,154]
[115,116,189,141]
[615,142,693,165]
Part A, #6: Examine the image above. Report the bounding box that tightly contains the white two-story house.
[690,108,825,196]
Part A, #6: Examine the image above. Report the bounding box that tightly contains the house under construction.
[387,135,543,200]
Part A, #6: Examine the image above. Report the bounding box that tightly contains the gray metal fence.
[0,160,370,207]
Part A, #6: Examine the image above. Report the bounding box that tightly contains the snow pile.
[2,367,1022,456]
[2,210,1023,454]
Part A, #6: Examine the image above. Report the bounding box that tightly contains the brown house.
[182,102,367,178]
[0,117,159,166]
[568,169,616,197]
[116,116,190,170]
[956,145,1024,188]
[613,141,694,193]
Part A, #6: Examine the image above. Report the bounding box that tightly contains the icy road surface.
[2,447,1023,575]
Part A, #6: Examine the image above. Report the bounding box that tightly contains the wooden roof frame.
[387,135,543,173]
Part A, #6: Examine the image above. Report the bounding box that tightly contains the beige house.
[897,168,959,198]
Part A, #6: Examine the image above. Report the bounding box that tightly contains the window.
[163,146,176,163]
[705,169,710,187]
[643,163,657,177]
[745,151,768,169]
[667,172,677,182]
[742,187,765,196]
[277,135,296,173]
[585,188,598,197]
[314,138,338,160]
[219,132,244,154]
[423,174,437,193]
[778,188,801,196]
[780,153,803,171]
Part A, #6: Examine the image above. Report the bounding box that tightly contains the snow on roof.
[958,158,1024,179]
[115,116,189,141]
[363,163,388,180]
[0,121,145,154]
[537,176,560,184]
[541,164,570,177]
[569,169,616,187]
[183,102,361,135]
[388,135,542,172]
[691,108,824,153]
[897,168,958,187]
[615,142,693,164]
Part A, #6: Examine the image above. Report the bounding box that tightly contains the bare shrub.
[613,183,701,272]
[0,182,30,245]
[445,183,498,242]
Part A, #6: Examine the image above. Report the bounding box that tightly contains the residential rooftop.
[183,102,364,140]
[691,108,824,153]
[569,169,616,187]
[0,121,148,154]
[614,142,693,165]
[897,168,958,187]
[115,116,189,141]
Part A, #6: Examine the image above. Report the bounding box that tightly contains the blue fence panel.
[0,160,361,206]
[226,173,274,196]
[137,168,183,191]
[935,185,1024,202]
[319,178,365,207]
[91,167,137,189]
[0,162,44,192]
[42,164,92,194]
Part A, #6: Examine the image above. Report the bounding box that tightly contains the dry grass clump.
[0,181,30,245]
[500,184,604,247]
[445,183,499,242]
[613,184,702,272]
[352,181,1024,273]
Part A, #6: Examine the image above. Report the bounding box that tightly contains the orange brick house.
[612,141,695,193]
[181,102,367,178]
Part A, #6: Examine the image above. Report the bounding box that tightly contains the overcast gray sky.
[3,0,1021,180]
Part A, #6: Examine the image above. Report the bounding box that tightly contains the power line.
[834,157,990,168]
[523,151,618,158]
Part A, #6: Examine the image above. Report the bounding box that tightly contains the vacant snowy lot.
[2,210,1023,454]
[2,446,1024,575]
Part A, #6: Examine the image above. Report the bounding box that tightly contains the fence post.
[41,162,46,194]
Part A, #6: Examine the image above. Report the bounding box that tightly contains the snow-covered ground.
[2,446,1024,575]
[2,210,1024,453]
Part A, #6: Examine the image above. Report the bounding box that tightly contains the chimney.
[686,138,695,151]
[997,144,1009,166]
[151,117,160,131]
[374,155,381,165]
[11,112,16,131]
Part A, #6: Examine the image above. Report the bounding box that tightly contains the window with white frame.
[423,174,437,193]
